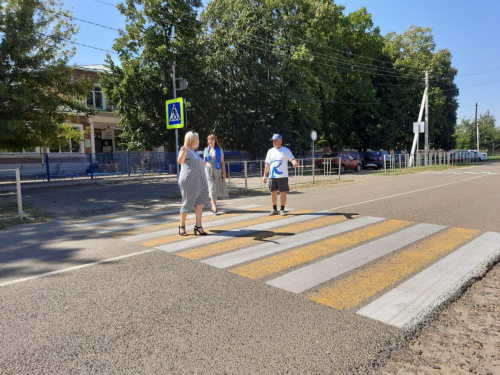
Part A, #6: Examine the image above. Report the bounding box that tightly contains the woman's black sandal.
[178,226,187,236]
[194,225,208,235]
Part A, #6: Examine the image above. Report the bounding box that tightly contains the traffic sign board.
[311,130,318,141]
[166,98,185,129]
[413,121,425,133]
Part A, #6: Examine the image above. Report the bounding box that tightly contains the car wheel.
[355,164,361,172]
[340,165,345,174]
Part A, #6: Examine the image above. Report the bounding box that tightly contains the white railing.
[0,168,23,218]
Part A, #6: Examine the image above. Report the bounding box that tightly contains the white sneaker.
[269,210,278,216]
[279,210,286,216]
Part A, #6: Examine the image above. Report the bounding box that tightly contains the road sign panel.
[166,98,185,129]
[413,121,425,133]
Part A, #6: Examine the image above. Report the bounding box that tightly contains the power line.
[63,2,423,80]
[90,0,118,7]
[455,68,500,78]
[54,2,499,87]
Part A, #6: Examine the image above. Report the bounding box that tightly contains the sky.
[63,0,500,126]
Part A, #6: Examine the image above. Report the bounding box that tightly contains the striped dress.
[178,149,210,213]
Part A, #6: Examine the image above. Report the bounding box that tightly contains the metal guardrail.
[0,151,475,191]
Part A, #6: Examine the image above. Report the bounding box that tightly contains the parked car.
[315,152,362,174]
[363,151,390,170]
[346,151,366,168]
[468,150,488,161]
[468,150,479,162]
[449,150,474,163]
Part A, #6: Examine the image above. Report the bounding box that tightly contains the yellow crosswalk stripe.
[118,207,263,237]
[231,219,412,280]
[141,210,311,248]
[175,210,323,260]
[307,227,479,310]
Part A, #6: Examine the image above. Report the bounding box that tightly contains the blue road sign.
[166,98,185,129]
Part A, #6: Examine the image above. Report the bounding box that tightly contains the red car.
[315,152,362,174]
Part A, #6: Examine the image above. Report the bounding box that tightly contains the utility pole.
[424,71,429,166]
[475,103,479,151]
[409,71,428,167]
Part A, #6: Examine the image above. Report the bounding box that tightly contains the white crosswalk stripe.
[77,204,500,330]
[357,231,500,328]
[202,216,384,269]
[265,223,445,294]
[156,210,329,253]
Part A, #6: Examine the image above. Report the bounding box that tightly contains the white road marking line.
[122,210,272,242]
[356,231,500,329]
[91,204,262,234]
[0,249,156,288]
[156,210,332,253]
[328,174,490,212]
[71,208,181,227]
[73,204,262,229]
[266,223,446,294]
[97,217,178,233]
[202,216,385,269]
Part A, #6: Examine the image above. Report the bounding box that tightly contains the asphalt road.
[1,161,499,374]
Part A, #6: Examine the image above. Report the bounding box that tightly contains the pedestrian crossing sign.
[166,98,185,129]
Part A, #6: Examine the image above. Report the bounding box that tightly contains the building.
[66,64,123,155]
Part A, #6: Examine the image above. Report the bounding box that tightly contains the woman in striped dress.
[204,134,228,213]
[177,131,210,236]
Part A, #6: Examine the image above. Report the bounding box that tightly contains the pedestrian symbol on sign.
[166,98,185,129]
[169,104,181,122]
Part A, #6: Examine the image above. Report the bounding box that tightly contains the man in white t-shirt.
[262,134,299,216]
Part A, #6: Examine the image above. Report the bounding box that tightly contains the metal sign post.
[311,130,318,184]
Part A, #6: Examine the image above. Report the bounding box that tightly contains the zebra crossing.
[70,203,500,330]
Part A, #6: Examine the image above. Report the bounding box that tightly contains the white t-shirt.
[265,146,295,178]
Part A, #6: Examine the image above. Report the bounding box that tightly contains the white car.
[468,150,488,161]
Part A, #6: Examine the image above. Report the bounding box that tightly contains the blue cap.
[270,134,282,141]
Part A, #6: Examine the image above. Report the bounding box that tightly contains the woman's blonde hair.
[184,131,199,148]
[207,134,221,149]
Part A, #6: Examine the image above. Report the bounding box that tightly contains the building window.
[60,125,84,153]
[87,87,104,110]
[114,129,126,151]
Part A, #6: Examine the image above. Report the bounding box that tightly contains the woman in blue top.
[204,134,228,213]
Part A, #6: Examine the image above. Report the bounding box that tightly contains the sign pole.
[311,130,318,184]
[172,63,179,179]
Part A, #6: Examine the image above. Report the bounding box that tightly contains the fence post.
[244,160,248,190]
[89,153,94,179]
[227,162,231,189]
[45,154,51,182]
[16,168,23,218]
[127,151,131,176]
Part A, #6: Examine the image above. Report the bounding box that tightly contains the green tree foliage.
[383,26,458,151]
[455,111,499,150]
[101,0,202,151]
[103,1,461,155]
[0,0,92,151]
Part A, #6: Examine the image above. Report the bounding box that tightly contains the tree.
[383,26,459,151]
[101,0,202,151]
[200,0,279,155]
[455,111,499,150]
[0,0,92,151]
